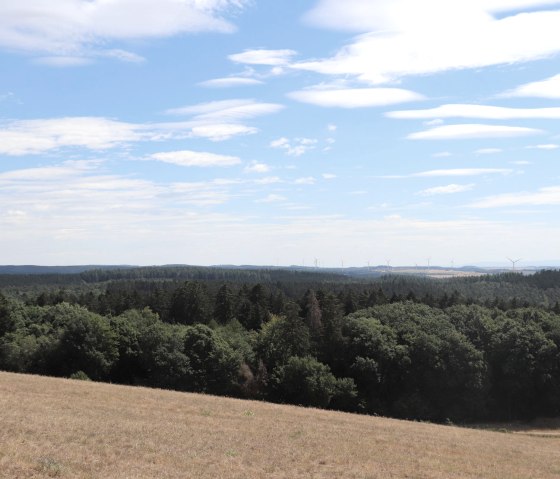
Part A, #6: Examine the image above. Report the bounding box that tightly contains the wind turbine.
[314,258,319,269]
[385,259,391,272]
[507,257,522,272]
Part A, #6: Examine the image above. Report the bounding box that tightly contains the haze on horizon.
[1,1,560,267]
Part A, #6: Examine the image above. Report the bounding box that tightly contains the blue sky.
[1,0,560,267]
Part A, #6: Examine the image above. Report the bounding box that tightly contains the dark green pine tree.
[213,284,235,324]
[169,281,209,324]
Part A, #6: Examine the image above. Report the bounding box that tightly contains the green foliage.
[55,304,118,380]
[169,282,209,325]
[271,356,342,408]
[3,267,560,423]
[213,284,235,324]
[182,324,241,395]
[69,370,91,381]
[256,315,310,371]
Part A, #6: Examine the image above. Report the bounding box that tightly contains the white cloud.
[288,87,424,108]
[270,137,318,157]
[0,0,248,61]
[425,119,444,126]
[256,194,286,203]
[327,124,337,131]
[164,99,283,141]
[0,117,142,155]
[254,176,281,184]
[166,99,283,122]
[527,143,560,150]
[150,150,241,167]
[475,148,503,155]
[0,107,277,155]
[512,160,532,165]
[244,162,271,173]
[433,151,452,158]
[102,49,146,63]
[2,162,560,265]
[388,104,560,120]
[414,168,512,177]
[322,173,337,179]
[188,123,258,141]
[298,1,560,84]
[228,49,297,65]
[408,124,543,140]
[294,176,317,185]
[470,185,560,208]
[501,74,560,99]
[417,183,475,196]
[33,56,93,67]
[198,77,264,88]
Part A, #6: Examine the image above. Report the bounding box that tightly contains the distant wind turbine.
[507,257,522,271]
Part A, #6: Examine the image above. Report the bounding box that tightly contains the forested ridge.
[2,267,560,423]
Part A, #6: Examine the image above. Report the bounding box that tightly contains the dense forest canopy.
[2,265,560,423]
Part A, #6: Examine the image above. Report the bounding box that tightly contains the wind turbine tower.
[507,257,522,272]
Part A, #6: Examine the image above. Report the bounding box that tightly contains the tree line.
[2,275,560,423]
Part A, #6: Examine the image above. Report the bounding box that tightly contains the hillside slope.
[1,372,559,478]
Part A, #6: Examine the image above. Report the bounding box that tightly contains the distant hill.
[0,265,135,275]
[1,371,559,479]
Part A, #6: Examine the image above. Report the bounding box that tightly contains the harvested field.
[1,371,559,478]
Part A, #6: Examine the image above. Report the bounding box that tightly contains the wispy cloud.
[256,194,286,203]
[475,148,503,155]
[229,49,297,65]
[414,168,511,177]
[164,98,284,141]
[288,86,424,108]
[270,137,318,156]
[408,124,543,140]
[417,183,475,196]
[433,151,452,158]
[0,0,248,62]
[0,117,142,155]
[244,162,271,173]
[165,99,283,122]
[501,74,560,99]
[33,56,94,67]
[526,143,559,150]
[254,176,281,184]
[198,77,264,88]
[470,186,560,208]
[294,176,317,185]
[150,150,241,167]
[388,104,560,120]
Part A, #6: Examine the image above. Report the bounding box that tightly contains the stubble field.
[1,371,559,478]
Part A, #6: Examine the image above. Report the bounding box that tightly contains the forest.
[2,266,560,423]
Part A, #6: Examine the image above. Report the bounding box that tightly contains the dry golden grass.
[1,371,560,479]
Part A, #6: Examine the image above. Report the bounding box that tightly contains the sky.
[1,0,560,267]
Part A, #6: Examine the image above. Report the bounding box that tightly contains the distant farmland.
[1,372,560,478]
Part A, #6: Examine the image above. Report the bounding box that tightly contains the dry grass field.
[1,371,560,479]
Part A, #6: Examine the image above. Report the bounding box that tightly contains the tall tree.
[213,284,235,324]
[169,282,209,325]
